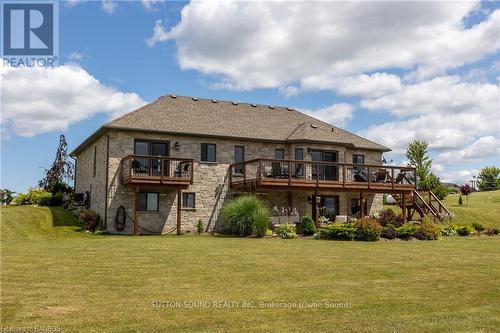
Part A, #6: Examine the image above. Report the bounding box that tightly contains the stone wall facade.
[74,129,384,234]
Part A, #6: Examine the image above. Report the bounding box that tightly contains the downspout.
[104,134,110,230]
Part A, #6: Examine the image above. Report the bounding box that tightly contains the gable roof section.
[71,95,390,156]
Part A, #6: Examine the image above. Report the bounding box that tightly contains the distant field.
[1,205,499,332]
[385,190,500,228]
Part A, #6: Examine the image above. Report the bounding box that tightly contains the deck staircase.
[393,190,453,221]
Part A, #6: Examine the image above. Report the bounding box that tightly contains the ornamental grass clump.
[222,195,269,237]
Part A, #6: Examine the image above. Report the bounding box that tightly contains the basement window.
[138,192,159,211]
[182,193,195,209]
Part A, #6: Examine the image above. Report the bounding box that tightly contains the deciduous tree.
[405,140,440,191]
[39,135,74,192]
[477,166,500,191]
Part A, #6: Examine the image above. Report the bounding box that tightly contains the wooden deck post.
[133,184,139,235]
[402,191,407,223]
[177,186,182,235]
[312,193,319,227]
[360,191,365,218]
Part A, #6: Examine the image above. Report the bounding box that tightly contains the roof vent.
[287,107,294,111]
[268,105,275,109]
[231,101,238,105]
[192,97,199,101]
[251,104,257,107]
[211,99,218,103]
[311,124,318,129]
[170,94,177,98]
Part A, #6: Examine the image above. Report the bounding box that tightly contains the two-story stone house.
[71,95,421,235]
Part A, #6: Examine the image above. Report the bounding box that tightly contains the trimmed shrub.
[50,192,63,206]
[456,225,473,236]
[415,217,441,240]
[197,219,204,234]
[315,223,356,240]
[484,227,500,236]
[275,224,297,239]
[253,206,270,238]
[440,223,457,237]
[80,209,99,232]
[12,188,52,206]
[381,224,398,240]
[472,222,485,233]
[432,184,451,200]
[378,208,403,227]
[300,215,316,236]
[355,217,382,241]
[222,195,269,237]
[458,195,463,205]
[396,224,418,240]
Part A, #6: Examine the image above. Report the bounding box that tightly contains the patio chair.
[375,169,388,182]
[354,169,367,182]
[395,172,407,184]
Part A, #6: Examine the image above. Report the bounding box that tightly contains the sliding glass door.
[311,150,338,181]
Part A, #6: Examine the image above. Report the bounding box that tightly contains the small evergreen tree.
[301,215,316,236]
[39,135,74,193]
[458,195,463,205]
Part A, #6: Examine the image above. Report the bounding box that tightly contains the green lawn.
[1,205,500,332]
[385,190,500,228]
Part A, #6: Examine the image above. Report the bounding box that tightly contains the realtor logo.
[3,3,53,55]
[2,1,58,67]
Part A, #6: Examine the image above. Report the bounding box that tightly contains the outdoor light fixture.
[174,142,180,150]
[382,156,393,164]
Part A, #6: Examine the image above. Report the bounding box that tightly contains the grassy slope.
[385,190,500,228]
[1,205,500,332]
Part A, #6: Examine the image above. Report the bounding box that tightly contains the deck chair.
[395,172,407,184]
[375,169,388,182]
[354,169,367,182]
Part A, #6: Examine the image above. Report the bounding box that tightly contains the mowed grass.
[1,206,500,332]
[385,190,500,228]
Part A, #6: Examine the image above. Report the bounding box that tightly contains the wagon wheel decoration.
[114,205,127,232]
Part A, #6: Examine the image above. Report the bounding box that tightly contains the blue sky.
[1,0,499,193]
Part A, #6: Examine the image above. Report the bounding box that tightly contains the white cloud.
[147,20,169,47]
[101,0,116,15]
[66,51,84,63]
[439,169,478,185]
[360,76,498,117]
[152,1,500,90]
[301,73,403,98]
[142,0,161,12]
[1,65,146,137]
[436,136,500,164]
[360,76,500,163]
[302,103,354,128]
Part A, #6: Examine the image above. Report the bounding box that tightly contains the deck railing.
[230,158,416,190]
[121,155,193,185]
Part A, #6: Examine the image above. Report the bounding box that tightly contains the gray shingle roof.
[71,95,390,155]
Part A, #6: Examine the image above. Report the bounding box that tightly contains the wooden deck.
[230,159,416,193]
[121,155,193,186]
